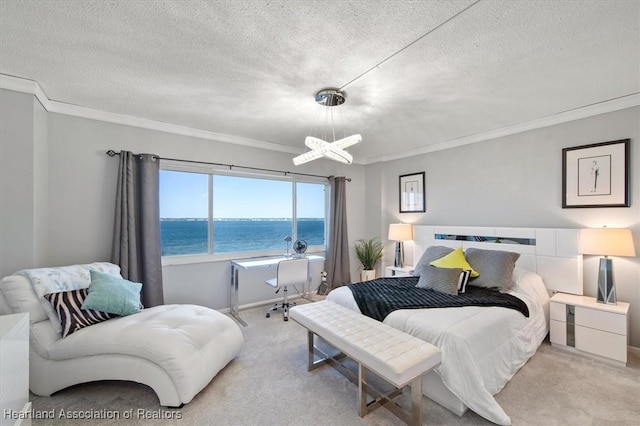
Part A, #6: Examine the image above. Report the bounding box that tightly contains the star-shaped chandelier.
[293,88,362,166]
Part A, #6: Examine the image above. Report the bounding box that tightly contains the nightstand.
[549,293,629,366]
[385,266,414,277]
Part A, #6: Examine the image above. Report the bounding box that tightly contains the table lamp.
[284,235,292,257]
[388,223,413,268]
[579,227,635,305]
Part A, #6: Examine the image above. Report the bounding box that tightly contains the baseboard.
[629,346,640,357]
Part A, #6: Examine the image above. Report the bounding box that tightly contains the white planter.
[360,270,376,282]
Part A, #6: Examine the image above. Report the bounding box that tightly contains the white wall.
[368,106,640,347]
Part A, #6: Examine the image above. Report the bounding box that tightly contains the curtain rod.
[105,150,351,182]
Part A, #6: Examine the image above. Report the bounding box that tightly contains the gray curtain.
[112,151,164,307]
[324,176,351,293]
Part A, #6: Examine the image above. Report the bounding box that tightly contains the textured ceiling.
[1,1,639,164]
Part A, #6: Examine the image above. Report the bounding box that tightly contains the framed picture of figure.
[399,172,425,213]
[562,139,630,208]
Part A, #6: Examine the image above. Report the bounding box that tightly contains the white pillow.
[15,262,122,333]
[511,267,549,308]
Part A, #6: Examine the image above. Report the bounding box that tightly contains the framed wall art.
[562,139,630,208]
[399,172,425,213]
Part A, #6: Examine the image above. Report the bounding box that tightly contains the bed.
[326,226,582,425]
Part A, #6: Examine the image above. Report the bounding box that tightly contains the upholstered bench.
[289,300,441,426]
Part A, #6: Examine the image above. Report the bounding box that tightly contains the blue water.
[160,219,325,256]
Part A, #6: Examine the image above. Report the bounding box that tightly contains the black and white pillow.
[45,288,118,338]
[457,269,472,293]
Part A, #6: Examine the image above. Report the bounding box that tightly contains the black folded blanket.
[348,276,529,322]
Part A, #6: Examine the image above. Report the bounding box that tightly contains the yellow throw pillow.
[429,247,479,277]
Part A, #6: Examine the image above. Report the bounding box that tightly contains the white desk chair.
[265,258,309,321]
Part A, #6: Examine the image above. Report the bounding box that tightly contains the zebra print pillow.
[45,288,118,337]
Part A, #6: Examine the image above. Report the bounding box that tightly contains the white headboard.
[412,225,583,295]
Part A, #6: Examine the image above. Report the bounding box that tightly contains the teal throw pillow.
[82,270,143,316]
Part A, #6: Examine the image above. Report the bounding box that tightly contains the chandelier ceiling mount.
[314,88,346,106]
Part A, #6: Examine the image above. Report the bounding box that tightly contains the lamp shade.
[388,223,413,241]
[579,228,636,257]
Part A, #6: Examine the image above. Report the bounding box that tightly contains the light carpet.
[29,301,640,425]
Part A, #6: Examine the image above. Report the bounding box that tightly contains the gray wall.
[369,106,640,346]
[0,88,367,311]
[1,87,639,346]
[0,90,48,275]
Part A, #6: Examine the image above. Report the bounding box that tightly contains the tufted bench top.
[290,300,440,388]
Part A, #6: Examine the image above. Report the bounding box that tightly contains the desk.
[230,255,324,326]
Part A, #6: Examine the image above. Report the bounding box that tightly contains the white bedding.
[325,267,549,425]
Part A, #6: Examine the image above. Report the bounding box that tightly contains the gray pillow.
[465,248,520,291]
[413,246,454,277]
[416,265,460,295]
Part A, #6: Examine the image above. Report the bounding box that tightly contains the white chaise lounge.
[0,263,244,407]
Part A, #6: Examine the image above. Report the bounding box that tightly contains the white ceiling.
[1,1,639,164]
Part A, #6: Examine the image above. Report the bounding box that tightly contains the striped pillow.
[458,269,472,293]
[412,246,454,277]
[45,288,118,337]
[416,266,461,295]
[465,248,521,291]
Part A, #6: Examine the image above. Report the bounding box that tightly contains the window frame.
[159,161,328,265]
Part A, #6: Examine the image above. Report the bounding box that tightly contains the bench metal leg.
[357,363,422,426]
[305,330,424,426]
[307,331,317,370]
[307,331,347,372]
[358,364,367,417]
[409,376,423,426]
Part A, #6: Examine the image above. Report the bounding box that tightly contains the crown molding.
[0,74,301,156]
[0,74,51,109]
[2,73,637,165]
[364,93,640,164]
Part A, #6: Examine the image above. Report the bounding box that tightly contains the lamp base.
[394,241,404,268]
[596,257,616,305]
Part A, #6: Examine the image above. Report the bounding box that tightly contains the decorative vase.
[360,270,376,282]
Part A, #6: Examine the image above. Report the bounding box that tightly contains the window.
[159,171,209,256]
[159,169,327,259]
[296,182,326,247]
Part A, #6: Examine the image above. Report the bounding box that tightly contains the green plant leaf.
[353,238,384,270]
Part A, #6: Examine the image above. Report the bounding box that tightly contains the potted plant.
[353,238,384,281]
